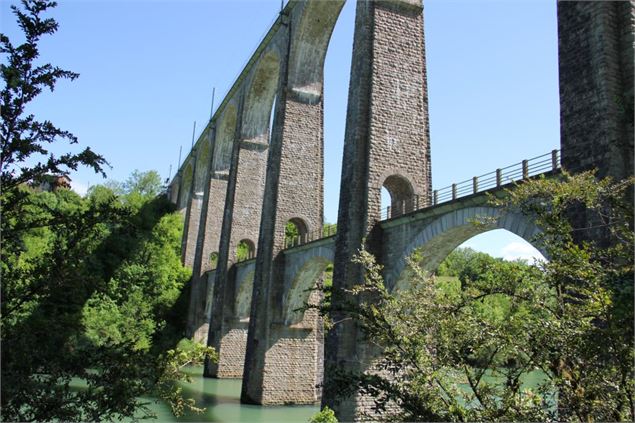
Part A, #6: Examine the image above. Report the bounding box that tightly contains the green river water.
[133,366,318,423]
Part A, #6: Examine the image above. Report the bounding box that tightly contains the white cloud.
[500,241,545,264]
[70,179,89,196]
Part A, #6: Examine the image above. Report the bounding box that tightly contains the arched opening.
[280,254,333,398]
[242,50,280,144]
[177,162,193,210]
[213,103,238,174]
[284,257,332,326]
[236,239,255,262]
[323,1,354,227]
[194,136,211,196]
[389,206,546,293]
[235,271,255,322]
[285,217,309,248]
[209,252,219,270]
[382,174,416,219]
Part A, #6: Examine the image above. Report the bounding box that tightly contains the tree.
[0,0,107,194]
[0,2,215,419]
[322,171,634,422]
[1,173,216,422]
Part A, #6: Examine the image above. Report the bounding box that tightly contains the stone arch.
[242,49,281,143]
[284,256,332,326]
[213,102,238,173]
[194,132,212,195]
[178,162,193,209]
[236,238,256,261]
[235,270,255,321]
[209,251,219,270]
[287,0,345,103]
[285,217,310,246]
[382,174,415,218]
[389,206,546,293]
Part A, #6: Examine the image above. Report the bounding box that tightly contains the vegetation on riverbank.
[320,172,634,422]
[1,2,215,420]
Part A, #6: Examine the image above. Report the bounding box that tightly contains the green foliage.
[309,406,339,423]
[0,172,212,422]
[322,172,634,422]
[0,3,211,420]
[209,251,219,269]
[323,223,337,237]
[0,0,107,193]
[236,239,253,261]
[155,339,218,417]
[285,220,300,245]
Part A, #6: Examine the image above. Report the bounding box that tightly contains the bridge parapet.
[381,150,561,220]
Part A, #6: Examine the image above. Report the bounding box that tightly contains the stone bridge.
[166,0,633,419]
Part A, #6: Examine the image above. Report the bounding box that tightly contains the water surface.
[139,366,318,422]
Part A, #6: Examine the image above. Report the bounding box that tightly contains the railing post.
[522,160,529,179]
[452,183,457,200]
[552,149,558,171]
[387,205,391,219]
[496,169,502,187]
[433,190,438,205]
[401,200,406,215]
[472,176,478,194]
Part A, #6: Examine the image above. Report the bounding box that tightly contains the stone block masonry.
[325,1,431,420]
[161,1,635,421]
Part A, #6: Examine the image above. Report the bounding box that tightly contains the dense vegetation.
[1,2,214,420]
[1,170,217,421]
[321,172,634,422]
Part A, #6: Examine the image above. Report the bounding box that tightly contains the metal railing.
[380,149,560,220]
[283,224,338,249]
[281,150,559,249]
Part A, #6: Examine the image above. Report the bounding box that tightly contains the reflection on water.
[137,366,318,423]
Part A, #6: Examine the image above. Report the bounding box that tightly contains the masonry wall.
[207,140,269,377]
[558,1,634,181]
[182,195,202,268]
[325,1,431,420]
[188,177,227,343]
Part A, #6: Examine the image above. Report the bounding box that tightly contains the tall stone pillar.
[187,126,231,343]
[240,1,344,405]
[558,1,634,181]
[323,0,431,420]
[205,46,281,378]
[558,1,634,245]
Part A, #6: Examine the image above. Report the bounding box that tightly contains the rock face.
[163,0,634,420]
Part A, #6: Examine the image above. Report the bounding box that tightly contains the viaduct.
[166,1,634,420]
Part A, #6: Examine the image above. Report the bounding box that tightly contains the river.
[137,366,318,422]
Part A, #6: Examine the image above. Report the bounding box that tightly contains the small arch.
[209,252,219,270]
[285,217,309,247]
[236,239,256,262]
[383,174,415,218]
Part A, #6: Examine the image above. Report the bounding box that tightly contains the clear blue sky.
[1,0,559,261]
